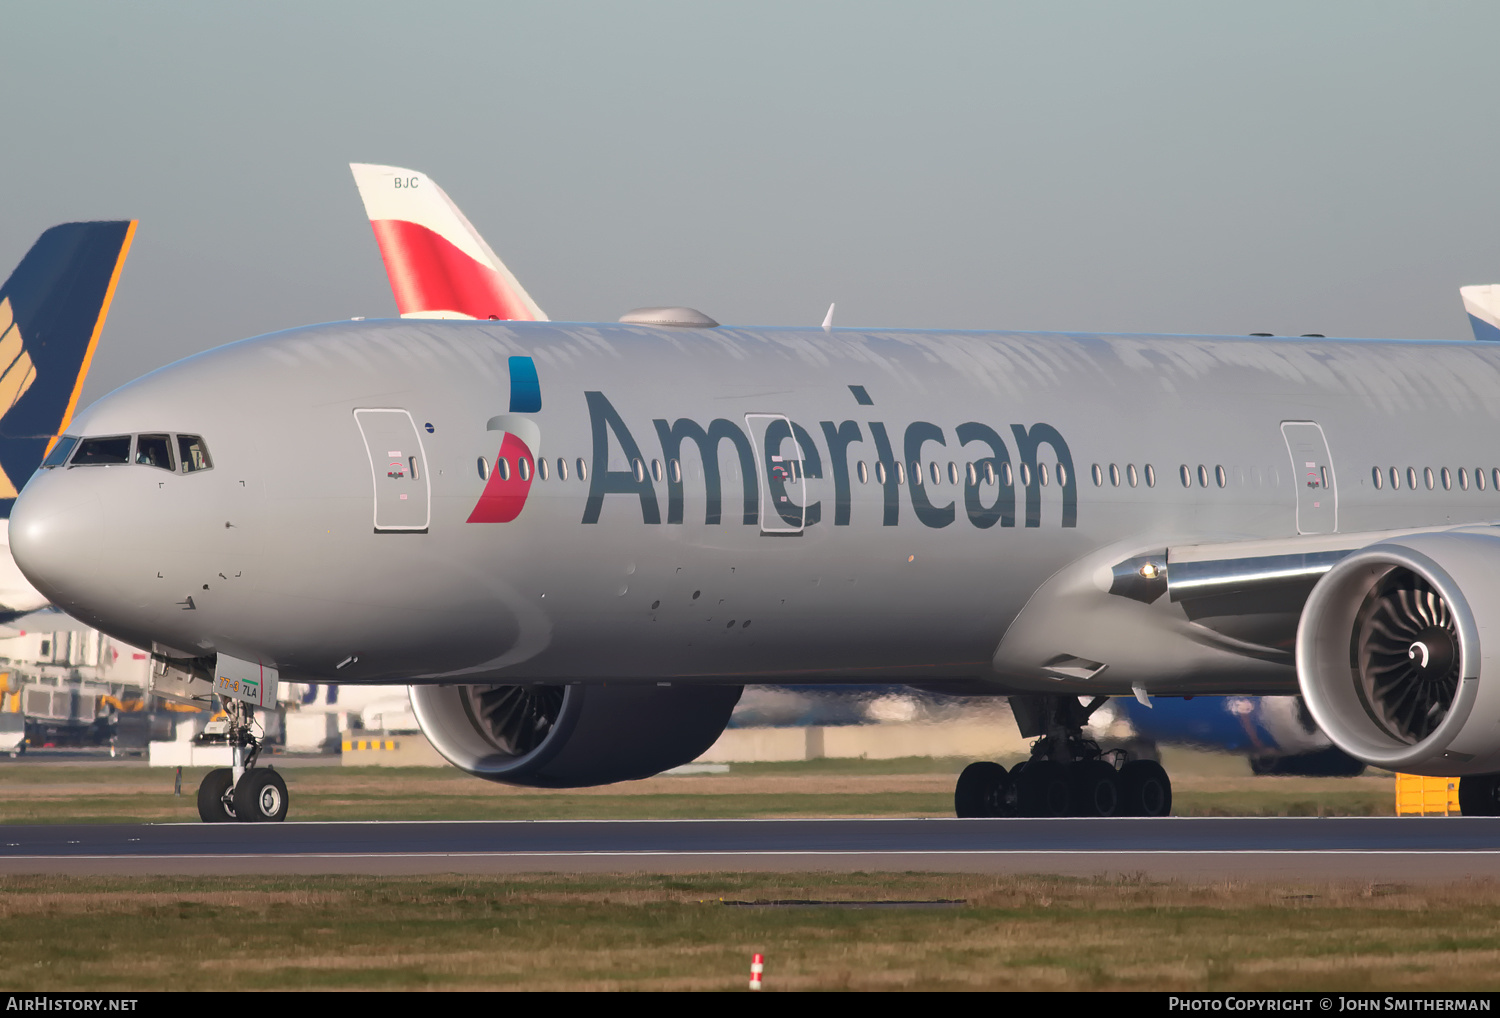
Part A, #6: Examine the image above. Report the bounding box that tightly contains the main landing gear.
[954,694,1172,819]
[196,700,289,823]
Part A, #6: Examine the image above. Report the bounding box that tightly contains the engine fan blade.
[1354,571,1460,744]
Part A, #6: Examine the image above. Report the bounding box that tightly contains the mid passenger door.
[354,408,431,533]
[1280,421,1336,535]
[745,413,805,535]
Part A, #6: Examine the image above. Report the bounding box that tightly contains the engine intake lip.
[1297,542,1482,771]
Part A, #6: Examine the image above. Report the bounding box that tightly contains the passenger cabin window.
[177,435,212,472]
[71,436,131,466]
[41,436,77,468]
[135,434,174,471]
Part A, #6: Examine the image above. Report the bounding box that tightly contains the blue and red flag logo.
[468,356,541,523]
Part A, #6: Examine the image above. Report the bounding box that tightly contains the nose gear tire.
[196,768,236,823]
[233,769,289,822]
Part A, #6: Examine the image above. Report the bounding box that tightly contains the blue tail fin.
[0,221,135,509]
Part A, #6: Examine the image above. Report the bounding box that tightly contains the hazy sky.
[5,2,1499,405]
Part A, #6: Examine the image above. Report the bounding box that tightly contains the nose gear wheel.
[194,700,292,822]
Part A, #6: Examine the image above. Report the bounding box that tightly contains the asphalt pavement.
[3,816,1497,880]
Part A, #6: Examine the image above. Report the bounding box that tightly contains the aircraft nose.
[10,477,104,611]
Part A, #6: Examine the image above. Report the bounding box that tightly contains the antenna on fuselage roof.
[822,303,835,332]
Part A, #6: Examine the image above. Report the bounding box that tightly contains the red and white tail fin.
[350,163,547,322]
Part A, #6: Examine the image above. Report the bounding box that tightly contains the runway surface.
[4,816,1500,880]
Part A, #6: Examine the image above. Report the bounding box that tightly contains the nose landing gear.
[954,694,1172,819]
[195,700,289,823]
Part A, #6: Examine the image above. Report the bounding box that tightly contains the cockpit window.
[41,436,77,468]
[70,436,131,466]
[135,434,174,471]
[177,435,212,472]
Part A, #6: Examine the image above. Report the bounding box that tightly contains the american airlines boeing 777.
[10,198,1500,823]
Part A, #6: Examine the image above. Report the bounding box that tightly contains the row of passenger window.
[42,434,213,473]
[1372,466,1500,492]
[477,454,1265,492]
[476,455,1077,488]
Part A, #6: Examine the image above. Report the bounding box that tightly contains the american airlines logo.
[579,389,1077,531]
[467,364,1077,530]
[467,356,543,523]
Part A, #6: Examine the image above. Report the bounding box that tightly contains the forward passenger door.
[354,408,431,533]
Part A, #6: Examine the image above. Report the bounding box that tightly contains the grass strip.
[0,871,1495,991]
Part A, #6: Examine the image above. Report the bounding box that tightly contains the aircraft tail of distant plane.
[350,163,547,322]
[1461,284,1500,341]
[0,221,136,510]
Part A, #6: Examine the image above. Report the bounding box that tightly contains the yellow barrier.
[1395,774,1460,816]
[342,739,399,752]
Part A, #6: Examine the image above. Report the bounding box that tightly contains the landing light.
[1138,562,1160,580]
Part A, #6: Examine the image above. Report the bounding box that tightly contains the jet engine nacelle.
[408,682,742,787]
[1298,531,1500,776]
